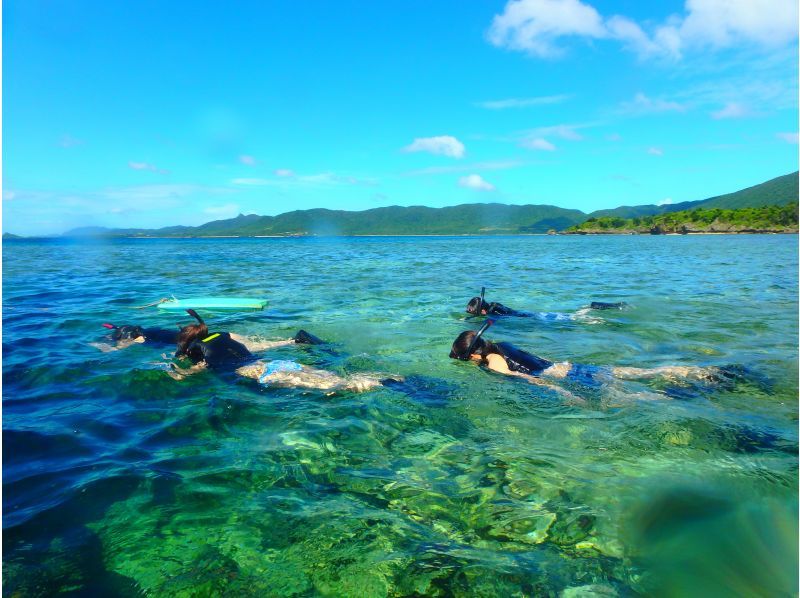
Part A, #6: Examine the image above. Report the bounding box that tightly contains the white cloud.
[647,147,664,156]
[232,178,272,186]
[607,133,622,141]
[487,0,798,60]
[239,155,256,166]
[710,102,751,119]
[3,190,16,200]
[405,160,525,176]
[102,184,233,204]
[204,203,241,217]
[488,0,606,58]
[402,135,465,158]
[458,174,496,191]
[232,172,376,187]
[128,161,169,174]
[522,137,557,151]
[777,132,799,144]
[532,124,585,140]
[680,0,798,49]
[476,94,571,109]
[658,197,673,205]
[59,135,83,148]
[620,92,687,115]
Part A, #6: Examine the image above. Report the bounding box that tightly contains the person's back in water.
[183,331,254,370]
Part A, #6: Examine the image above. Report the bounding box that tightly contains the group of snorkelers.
[94,288,741,398]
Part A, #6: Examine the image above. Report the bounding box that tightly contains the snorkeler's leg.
[293,330,324,345]
[611,365,711,381]
[229,333,297,352]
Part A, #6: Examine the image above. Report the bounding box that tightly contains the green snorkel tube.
[458,318,495,360]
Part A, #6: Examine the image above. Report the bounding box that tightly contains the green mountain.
[686,171,798,210]
[588,172,798,220]
[38,170,800,238]
[567,202,798,235]
[64,204,587,237]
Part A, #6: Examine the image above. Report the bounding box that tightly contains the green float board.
[156,296,268,312]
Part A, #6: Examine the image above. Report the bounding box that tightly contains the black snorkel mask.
[466,287,487,315]
[102,323,144,341]
[451,318,495,360]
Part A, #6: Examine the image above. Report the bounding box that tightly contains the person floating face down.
[449,320,734,397]
[169,310,396,393]
[465,287,627,319]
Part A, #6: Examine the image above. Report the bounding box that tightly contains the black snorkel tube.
[456,318,495,360]
[186,308,205,325]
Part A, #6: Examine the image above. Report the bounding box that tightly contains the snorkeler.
[168,310,394,393]
[91,311,310,354]
[449,320,729,390]
[465,288,626,319]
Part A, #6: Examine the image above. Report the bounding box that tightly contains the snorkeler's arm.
[89,337,145,353]
[517,372,583,402]
[484,354,580,400]
[167,361,207,380]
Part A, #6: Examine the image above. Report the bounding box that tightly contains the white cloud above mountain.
[488,0,798,59]
[402,136,466,158]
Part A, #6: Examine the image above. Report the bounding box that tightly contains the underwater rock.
[548,512,596,546]
[561,583,619,597]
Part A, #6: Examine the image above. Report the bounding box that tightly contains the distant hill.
[686,172,798,210]
[62,204,588,237]
[6,171,791,238]
[566,202,798,235]
[588,172,798,220]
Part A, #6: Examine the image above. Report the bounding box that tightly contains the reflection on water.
[3,235,798,596]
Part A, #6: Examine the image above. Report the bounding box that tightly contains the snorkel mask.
[102,323,144,341]
[450,319,495,360]
[466,287,487,315]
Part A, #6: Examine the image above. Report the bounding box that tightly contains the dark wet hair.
[466,296,485,315]
[449,329,498,361]
[175,309,208,356]
[111,325,144,341]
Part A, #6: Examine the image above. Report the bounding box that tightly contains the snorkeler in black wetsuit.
[175,310,324,371]
[465,288,626,318]
[449,320,740,394]
[168,310,403,393]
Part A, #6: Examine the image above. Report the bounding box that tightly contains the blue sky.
[3,0,798,235]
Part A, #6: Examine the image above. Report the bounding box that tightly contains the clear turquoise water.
[3,235,798,597]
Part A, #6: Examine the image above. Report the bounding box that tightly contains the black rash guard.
[142,327,179,345]
[494,342,553,376]
[184,332,253,370]
[484,302,525,316]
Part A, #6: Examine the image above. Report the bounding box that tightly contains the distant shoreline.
[4,231,797,241]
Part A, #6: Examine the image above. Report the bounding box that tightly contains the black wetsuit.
[589,302,626,310]
[484,302,524,316]
[184,332,254,370]
[142,328,179,345]
[110,325,178,345]
[494,342,553,376]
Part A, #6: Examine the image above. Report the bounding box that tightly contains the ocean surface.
[3,234,798,597]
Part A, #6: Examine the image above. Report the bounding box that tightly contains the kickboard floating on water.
[156,297,268,312]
